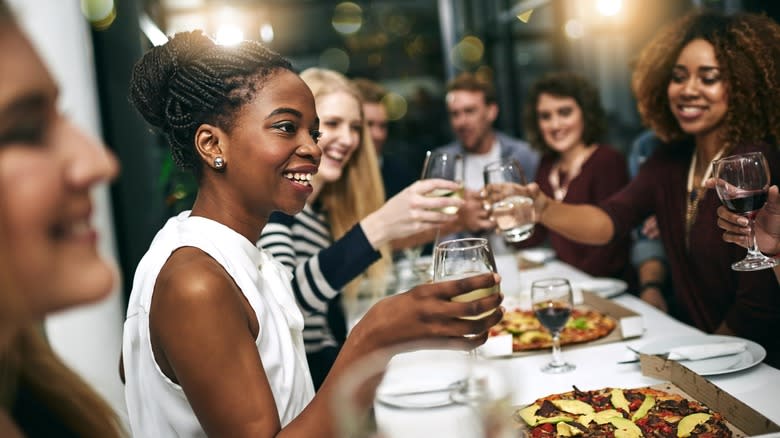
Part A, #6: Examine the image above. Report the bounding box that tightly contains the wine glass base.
[731,255,778,271]
[449,377,488,405]
[540,362,576,374]
[503,228,532,243]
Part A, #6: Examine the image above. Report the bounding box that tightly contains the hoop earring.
[213,156,225,170]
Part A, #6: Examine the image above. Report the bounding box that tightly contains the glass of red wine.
[712,152,778,271]
[531,278,575,373]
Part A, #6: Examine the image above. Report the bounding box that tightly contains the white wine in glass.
[483,159,535,242]
[421,151,465,215]
[433,237,500,403]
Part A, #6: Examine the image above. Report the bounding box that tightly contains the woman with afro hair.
[520,9,780,367]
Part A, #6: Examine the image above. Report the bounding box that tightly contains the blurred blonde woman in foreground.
[0,1,123,436]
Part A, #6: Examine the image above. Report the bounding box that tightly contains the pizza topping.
[611,388,631,413]
[609,417,643,438]
[518,404,542,426]
[637,416,676,437]
[656,398,696,417]
[593,409,625,424]
[677,413,712,437]
[553,399,595,415]
[631,395,655,421]
[557,421,587,436]
[538,400,562,417]
[567,317,590,330]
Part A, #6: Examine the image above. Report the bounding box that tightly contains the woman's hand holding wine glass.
[712,152,778,271]
[531,278,576,373]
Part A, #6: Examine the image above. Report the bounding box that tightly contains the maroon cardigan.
[601,140,780,367]
[519,145,635,285]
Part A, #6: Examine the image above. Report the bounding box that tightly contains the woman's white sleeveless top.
[123,211,314,436]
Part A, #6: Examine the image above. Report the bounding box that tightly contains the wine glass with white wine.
[483,158,535,242]
[433,237,500,404]
[420,150,465,215]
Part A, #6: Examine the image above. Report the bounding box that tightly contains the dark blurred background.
[87,0,780,297]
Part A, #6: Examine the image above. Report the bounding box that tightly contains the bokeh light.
[260,23,274,43]
[332,2,363,35]
[382,92,407,121]
[452,35,484,69]
[319,48,350,73]
[564,19,584,39]
[215,25,244,46]
[596,0,622,17]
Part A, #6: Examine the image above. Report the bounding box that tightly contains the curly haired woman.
[520,10,780,367]
[516,72,633,286]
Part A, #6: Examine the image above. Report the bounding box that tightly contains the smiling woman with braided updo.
[121,31,504,437]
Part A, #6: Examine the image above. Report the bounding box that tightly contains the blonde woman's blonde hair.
[0,4,123,435]
[299,68,391,298]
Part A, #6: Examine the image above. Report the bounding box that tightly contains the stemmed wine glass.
[712,152,778,271]
[433,237,500,404]
[483,158,535,242]
[531,278,575,373]
[421,150,465,215]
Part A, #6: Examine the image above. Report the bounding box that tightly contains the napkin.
[667,342,747,361]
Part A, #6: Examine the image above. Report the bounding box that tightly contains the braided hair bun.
[129,30,292,174]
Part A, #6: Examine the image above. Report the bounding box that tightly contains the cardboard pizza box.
[640,355,780,436]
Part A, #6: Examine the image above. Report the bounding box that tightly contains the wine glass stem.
[746,217,764,257]
[550,333,564,366]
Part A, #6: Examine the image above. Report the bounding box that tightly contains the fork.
[617,345,669,364]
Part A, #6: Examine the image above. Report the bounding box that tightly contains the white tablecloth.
[347,253,780,428]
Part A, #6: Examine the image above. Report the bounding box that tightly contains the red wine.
[534,305,571,333]
[722,191,768,214]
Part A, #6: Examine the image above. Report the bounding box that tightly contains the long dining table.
[348,252,780,431]
[492,254,780,426]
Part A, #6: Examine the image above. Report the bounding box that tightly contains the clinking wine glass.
[483,158,535,242]
[531,278,575,373]
[432,237,500,404]
[712,151,778,271]
[421,150,465,215]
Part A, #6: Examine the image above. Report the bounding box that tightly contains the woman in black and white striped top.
[258,68,463,388]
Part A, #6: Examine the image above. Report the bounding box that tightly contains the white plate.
[575,278,628,299]
[375,350,468,409]
[637,334,766,376]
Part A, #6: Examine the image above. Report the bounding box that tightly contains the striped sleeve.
[259,210,381,316]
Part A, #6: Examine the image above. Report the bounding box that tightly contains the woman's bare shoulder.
[153,246,243,316]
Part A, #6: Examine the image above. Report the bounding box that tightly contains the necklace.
[685,147,725,247]
[548,146,595,201]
